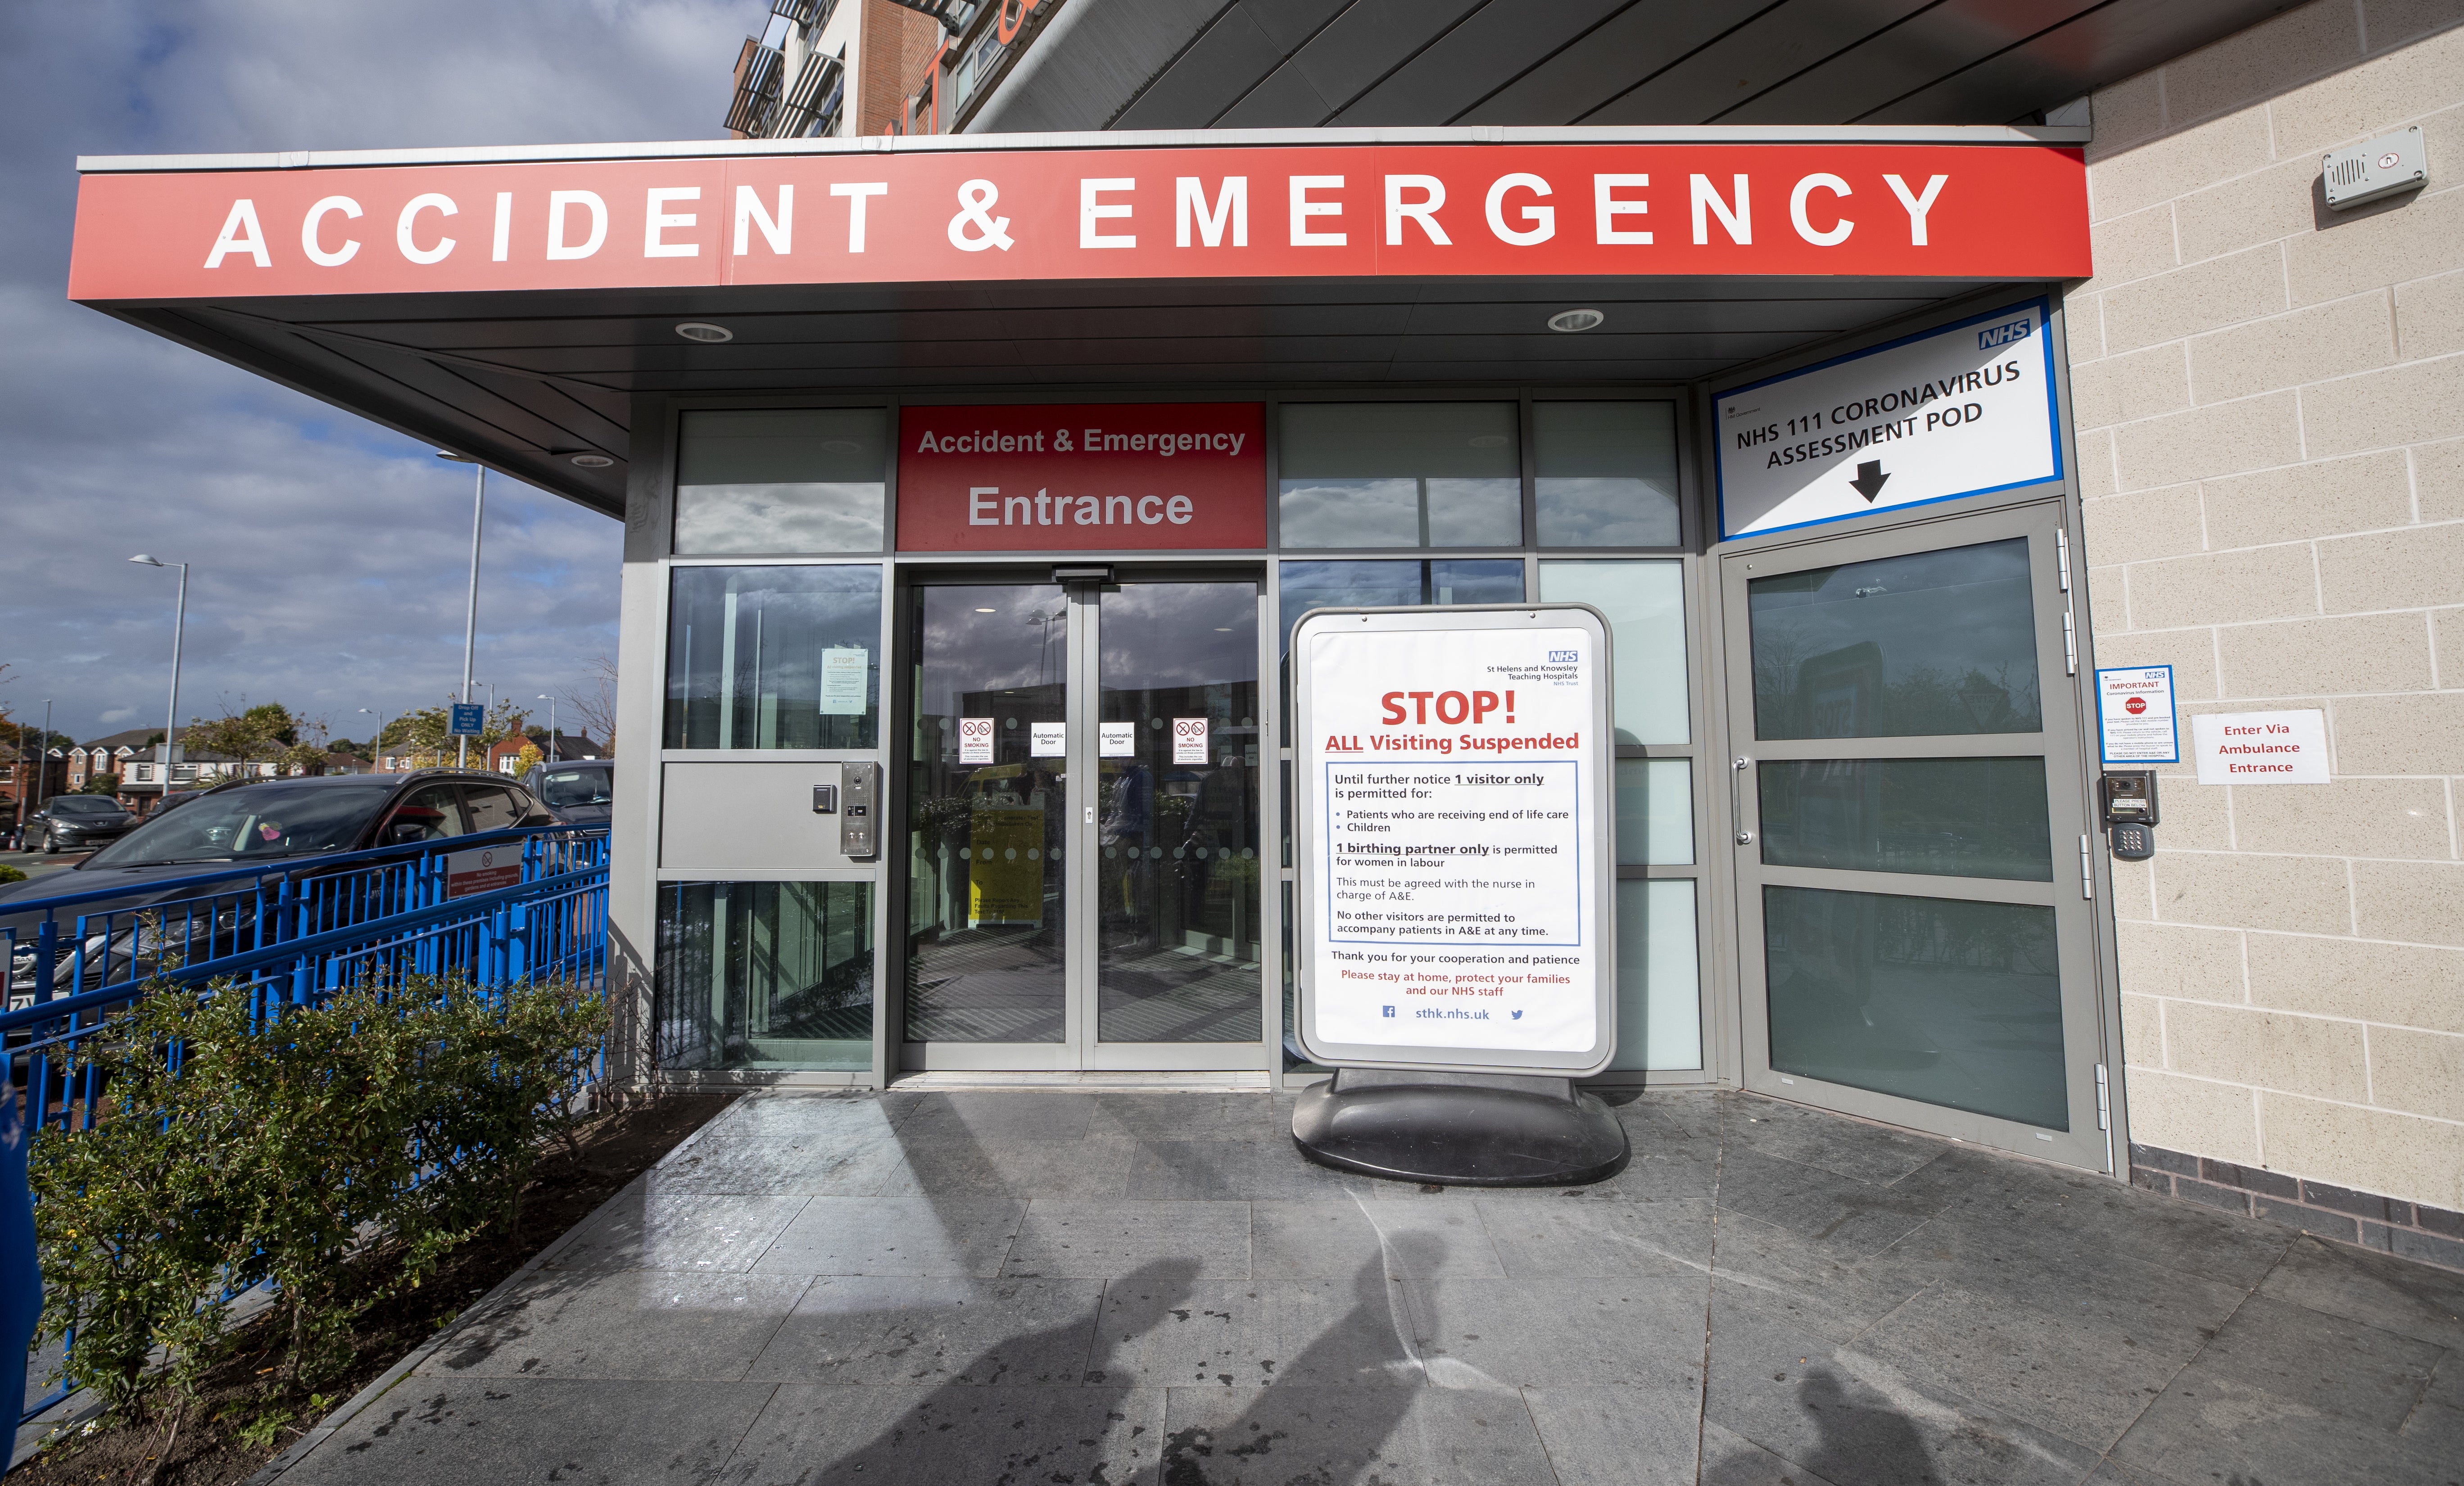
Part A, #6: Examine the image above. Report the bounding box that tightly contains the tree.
[186,702,331,779]
[512,743,543,776]
[85,773,122,796]
[380,698,529,769]
[567,655,617,760]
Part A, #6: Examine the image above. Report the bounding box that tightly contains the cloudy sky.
[0,0,751,747]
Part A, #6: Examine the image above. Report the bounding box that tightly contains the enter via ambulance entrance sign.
[1291,604,1616,1075]
[1715,299,2062,539]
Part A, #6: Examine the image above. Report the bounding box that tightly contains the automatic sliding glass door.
[902,577,1267,1071]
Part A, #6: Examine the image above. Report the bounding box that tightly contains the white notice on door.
[2097,665,2178,764]
[1173,717,1209,765]
[2192,710,2328,784]
[958,717,994,765]
[1099,721,1137,757]
[818,648,870,716]
[1031,721,1066,757]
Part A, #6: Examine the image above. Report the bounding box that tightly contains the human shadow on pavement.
[1702,1369,1941,1486]
[1157,1240,1449,1486]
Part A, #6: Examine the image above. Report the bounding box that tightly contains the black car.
[26,795,137,853]
[520,760,614,826]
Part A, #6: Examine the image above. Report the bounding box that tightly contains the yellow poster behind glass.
[968,806,1045,927]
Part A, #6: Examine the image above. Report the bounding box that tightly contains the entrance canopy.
[68,126,2088,516]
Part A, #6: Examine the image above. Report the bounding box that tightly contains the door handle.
[1732,756,1754,846]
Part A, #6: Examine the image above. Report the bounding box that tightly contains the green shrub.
[28,972,607,1416]
[0,864,25,884]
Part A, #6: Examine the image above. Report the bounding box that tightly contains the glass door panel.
[1095,582,1263,1045]
[901,576,1270,1071]
[1725,508,2104,1169]
[904,584,1070,1045]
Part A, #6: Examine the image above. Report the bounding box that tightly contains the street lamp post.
[129,554,189,811]
[538,694,557,764]
[359,707,385,774]
[438,451,485,768]
[12,700,52,849]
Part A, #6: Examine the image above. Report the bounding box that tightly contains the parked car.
[26,795,138,853]
[152,788,208,816]
[521,760,614,826]
[0,769,559,998]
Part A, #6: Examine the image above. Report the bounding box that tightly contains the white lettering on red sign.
[899,403,1264,552]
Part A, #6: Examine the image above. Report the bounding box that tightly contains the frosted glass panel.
[1615,760,1694,866]
[1539,561,1689,745]
[1278,403,1521,548]
[1612,879,1700,1071]
[1534,402,1680,547]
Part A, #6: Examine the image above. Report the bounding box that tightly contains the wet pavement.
[270,1087,2464,1486]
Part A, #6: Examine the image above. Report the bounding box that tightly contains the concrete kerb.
[242,1097,754,1482]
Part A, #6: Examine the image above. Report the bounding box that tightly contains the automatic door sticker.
[958,716,995,765]
[1099,721,1137,757]
[1031,721,1066,757]
[1173,717,1209,765]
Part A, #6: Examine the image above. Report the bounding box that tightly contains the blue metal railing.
[0,826,611,1422]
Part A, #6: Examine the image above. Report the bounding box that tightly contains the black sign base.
[1291,1068,1631,1187]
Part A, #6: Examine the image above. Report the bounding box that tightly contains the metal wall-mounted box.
[2323,126,2426,210]
[839,761,879,858]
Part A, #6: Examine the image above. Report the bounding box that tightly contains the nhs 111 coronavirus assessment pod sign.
[1291,603,1617,1076]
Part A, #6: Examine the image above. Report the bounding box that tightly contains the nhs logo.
[1547,649,1579,663]
[1977,317,2033,350]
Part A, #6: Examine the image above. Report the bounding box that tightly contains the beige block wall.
[2074,0,2464,1213]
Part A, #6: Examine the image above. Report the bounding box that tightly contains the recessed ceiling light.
[570,453,616,468]
[975,607,997,613]
[675,322,733,343]
[1548,308,1606,333]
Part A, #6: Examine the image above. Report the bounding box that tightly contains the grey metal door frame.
[1720,501,2108,1170]
[899,571,1273,1072]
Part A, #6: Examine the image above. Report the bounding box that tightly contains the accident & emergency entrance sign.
[1291,604,1616,1075]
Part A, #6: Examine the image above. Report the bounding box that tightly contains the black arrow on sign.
[1848,460,1891,502]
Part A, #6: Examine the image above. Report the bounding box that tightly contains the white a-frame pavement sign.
[1291,603,1617,1076]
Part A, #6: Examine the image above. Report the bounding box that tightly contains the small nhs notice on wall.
[1291,604,1616,1076]
[1715,301,2062,539]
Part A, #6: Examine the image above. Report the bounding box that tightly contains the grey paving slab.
[2108,1368,2461,1486]
[1251,1198,1506,1279]
[1160,1383,1559,1486]
[1703,1293,2104,1486]
[1093,1271,1420,1390]
[1403,1275,1708,1390]
[1699,1416,1845,1485]
[1003,1199,1255,1279]
[749,1195,1026,1278]
[744,1275,1105,1386]
[1848,1280,2188,1451]
[716,1382,1166,1486]
[1893,1144,2294,1291]
[1712,1145,1944,1262]
[1474,1192,1716,1279]
[878,1130,1140,1199]
[1092,1090,1280,1141]
[1911,1201,2254,1354]
[2258,1232,2464,1350]
[1730,1098,1947,1187]
[1524,1384,1707,1486]
[2190,1291,2446,1432]
[1125,1137,1385,1199]
[895,1090,1103,1143]
[1705,1208,1945,1345]
[282,1377,774,1485]
[421,1269,811,1382]
[540,1190,811,1274]
[650,1130,910,1197]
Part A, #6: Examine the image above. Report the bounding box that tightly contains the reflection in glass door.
[902,578,1265,1070]
[1095,583,1262,1047]
[1724,510,2105,1167]
[903,586,1071,1049]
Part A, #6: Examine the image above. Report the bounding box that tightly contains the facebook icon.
[1381,1006,1395,1018]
